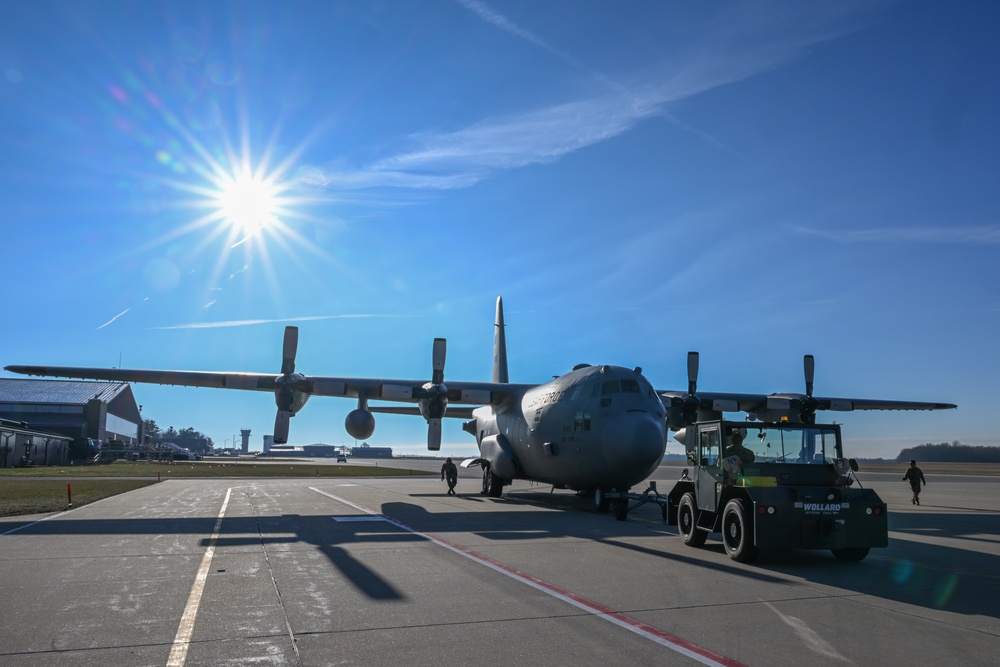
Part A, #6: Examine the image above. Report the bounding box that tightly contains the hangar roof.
[0,378,130,405]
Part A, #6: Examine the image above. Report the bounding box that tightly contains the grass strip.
[0,479,158,517]
[0,460,427,479]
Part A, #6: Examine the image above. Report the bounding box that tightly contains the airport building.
[262,443,341,458]
[349,444,393,458]
[0,416,73,468]
[0,378,143,461]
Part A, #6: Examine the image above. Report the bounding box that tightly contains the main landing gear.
[593,482,669,522]
[481,466,505,498]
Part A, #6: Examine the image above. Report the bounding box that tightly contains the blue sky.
[2,1,995,459]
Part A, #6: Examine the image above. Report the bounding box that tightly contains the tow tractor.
[657,418,887,563]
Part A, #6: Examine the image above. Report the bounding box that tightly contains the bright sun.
[216,172,279,236]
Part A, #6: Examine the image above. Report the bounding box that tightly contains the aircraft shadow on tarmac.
[9,493,998,617]
[500,489,1000,620]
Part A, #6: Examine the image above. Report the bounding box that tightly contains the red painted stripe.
[313,488,745,667]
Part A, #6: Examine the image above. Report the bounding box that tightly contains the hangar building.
[0,378,143,461]
[0,417,73,468]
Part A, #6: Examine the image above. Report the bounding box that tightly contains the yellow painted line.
[166,487,232,667]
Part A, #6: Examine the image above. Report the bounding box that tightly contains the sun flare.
[215,172,279,236]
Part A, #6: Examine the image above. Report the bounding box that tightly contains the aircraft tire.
[612,498,628,521]
[482,468,504,498]
[722,498,758,563]
[595,488,611,512]
[831,547,870,562]
[678,493,707,547]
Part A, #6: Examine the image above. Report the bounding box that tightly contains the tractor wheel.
[722,499,759,563]
[832,547,870,562]
[678,493,707,547]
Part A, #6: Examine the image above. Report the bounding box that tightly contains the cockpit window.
[620,379,640,393]
[601,380,620,395]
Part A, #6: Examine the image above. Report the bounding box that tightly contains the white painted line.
[1,491,134,536]
[1,510,71,535]
[309,487,744,667]
[332,516,390,522]
[166,487,232,667]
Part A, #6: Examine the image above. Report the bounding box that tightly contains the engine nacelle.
[479,433,519,480]
[345,409,376,440]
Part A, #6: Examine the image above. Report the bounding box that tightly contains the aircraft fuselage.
[469,364,667,491]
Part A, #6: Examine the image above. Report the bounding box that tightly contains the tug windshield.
[729,424,841,464]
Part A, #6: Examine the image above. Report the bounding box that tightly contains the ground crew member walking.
[903,460,926,505]
[441,457,458,495]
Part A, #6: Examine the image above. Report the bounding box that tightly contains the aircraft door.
[695,427,722,512]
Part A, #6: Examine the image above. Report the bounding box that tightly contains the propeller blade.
[281,326,299,375]
[274,410,291,444]
[427,418,442,451]
[432,338,446,385]
[804,354,815,398]
[687,351,699,395]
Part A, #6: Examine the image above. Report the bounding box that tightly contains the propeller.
[800,354,818,424]
[682,351,701,425]
[272,326,309,444]
[417,338,448,451]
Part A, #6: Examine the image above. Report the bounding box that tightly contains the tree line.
[143,419,214,454]
[897,441,1000,463]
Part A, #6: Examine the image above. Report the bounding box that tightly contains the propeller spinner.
[272,326,309,444]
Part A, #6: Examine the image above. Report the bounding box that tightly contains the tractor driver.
[724,428,756,463]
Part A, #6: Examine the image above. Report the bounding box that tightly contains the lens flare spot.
[891,559,914,584]
[934,572,959,609]
[143,258,180,292]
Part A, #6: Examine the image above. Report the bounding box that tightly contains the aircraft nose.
[601,412,666,477]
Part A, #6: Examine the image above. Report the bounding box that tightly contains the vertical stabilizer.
[492,296,509,383]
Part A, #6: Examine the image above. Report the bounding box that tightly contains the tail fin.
[492,296,509,383]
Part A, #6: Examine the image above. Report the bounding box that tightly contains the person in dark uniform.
[724,429,755,463]
[441,457,458,495]
[903,460,927,505]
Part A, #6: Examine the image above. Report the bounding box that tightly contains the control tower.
[240,429,251,454]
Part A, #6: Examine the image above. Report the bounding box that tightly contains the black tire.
[832,547,870,562]
[722,499,758,563]
[595,488,611,512]
[678,493,707,547]
[613,498,628,521]
[482,468,504,498]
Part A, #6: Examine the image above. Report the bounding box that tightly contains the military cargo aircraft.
[5,297,955,517]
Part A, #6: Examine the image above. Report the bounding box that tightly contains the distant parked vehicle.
[337,454,347,463]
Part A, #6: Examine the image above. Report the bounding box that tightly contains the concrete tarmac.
[0,465,997,666]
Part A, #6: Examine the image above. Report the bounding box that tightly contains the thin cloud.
[313,3,875,192]
[456,0,551,51]
[791,225,1000,245]
[456,0,596,75]
[154,314,398,330]
[97,308,130,330]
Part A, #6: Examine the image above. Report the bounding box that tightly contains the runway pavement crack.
[245,484,304,667]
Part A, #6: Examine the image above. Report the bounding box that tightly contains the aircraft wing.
[3,365,525,405]
[659,390,956,414]
[5,327,532,450]
[656,352,956,430]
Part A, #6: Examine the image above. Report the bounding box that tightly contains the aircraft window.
[601,380,620,395]
[621,379,640,393]
[574,412,592,431]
